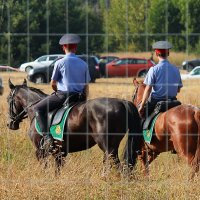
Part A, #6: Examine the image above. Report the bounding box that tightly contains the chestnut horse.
[7,79,143,173]
[129,79,200,177]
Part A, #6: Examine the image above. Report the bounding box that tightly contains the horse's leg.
[190,111,200,179]
[53,143,67,176]
[35,148,49,169]
[101,148,120,178]
[104,148,120,167]
[138,146,159,176]
[54,152,66,176]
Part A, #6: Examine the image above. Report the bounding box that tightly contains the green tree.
[147,0,185,51]
[0,0,104,66]
[102,0,147,52]
[177,0,200,53]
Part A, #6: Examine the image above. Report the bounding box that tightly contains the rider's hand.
[138,105,144,118]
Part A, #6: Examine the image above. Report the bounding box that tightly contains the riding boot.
[35,112,53,152]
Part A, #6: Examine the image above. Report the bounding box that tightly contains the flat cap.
[152,41,172,49]
[59,34,81,45]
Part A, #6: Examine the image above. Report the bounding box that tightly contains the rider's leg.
[34,91,67,150]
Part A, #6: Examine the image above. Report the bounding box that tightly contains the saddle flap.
[143,112,158,130]
[143,114,160,144]
[51,106,68,126]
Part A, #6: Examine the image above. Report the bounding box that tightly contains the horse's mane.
[27,86,48,96]
[16,85,48,98]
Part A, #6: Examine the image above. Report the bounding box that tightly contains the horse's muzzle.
[7,120,19,130]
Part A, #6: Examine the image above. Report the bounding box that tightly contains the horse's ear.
[8,78,15,89]
[133,78,139,86]
[23,79,27,86]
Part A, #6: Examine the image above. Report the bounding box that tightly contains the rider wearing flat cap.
[138,41,183,118]
[34,33,91,151]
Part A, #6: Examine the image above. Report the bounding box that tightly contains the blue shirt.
[144,60,183,100]
[51,53,91,92]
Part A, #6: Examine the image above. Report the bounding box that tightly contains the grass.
[1,68,200,199]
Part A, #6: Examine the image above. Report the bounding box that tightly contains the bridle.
[8,88,40,124]
[132,85,142,109]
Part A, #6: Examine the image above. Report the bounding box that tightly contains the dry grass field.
[1,67,200,199]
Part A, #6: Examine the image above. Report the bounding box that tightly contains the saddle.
[35,93,86,140]
[48,93,86,128]
[143,100,181,130]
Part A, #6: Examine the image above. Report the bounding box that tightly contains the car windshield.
[49,56,58,61]
[37,56,48,62]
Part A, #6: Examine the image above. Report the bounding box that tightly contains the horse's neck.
[20,88,47,121]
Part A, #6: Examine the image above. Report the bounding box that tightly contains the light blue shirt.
[51,53,91,92]
[144,60,183,100]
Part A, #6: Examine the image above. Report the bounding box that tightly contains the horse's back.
[154,104,199,153]
[68,97,140,134]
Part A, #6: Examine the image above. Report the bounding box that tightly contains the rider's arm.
[51,80,57,91]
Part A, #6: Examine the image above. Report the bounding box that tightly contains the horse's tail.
[122,101,143,168]
[192,109,200,173]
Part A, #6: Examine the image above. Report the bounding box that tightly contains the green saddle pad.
[143,114,160,144]
[35,106,72,141]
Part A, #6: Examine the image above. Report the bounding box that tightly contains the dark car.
[182,59,200,71]
[77,55,100,82]
[0,77,4,95]
[105,57,154,77]
[27,55,100,84]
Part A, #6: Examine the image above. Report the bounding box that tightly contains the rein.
[9,88,41,123]
[132,85,142,108]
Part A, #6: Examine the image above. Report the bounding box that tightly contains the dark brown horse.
[7,79,143,173]
[130,78,200,177]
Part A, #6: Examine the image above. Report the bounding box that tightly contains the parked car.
[105,57,155,77]
[99,56,119,77]
[77,55,100,82]
[182,59,200,71]
[181,66,200,80]
[19,54,65,72]
[0,77,3,95]
[27,55,100,84]
[99,56,119,64]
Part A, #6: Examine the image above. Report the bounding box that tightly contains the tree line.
[0,0,200,67]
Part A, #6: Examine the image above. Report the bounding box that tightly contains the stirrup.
[40,136,53,151]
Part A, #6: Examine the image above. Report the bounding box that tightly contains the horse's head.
[7,79,28,130]
[132,78,146,108]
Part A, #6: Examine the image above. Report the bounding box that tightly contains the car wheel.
[0,88,3,95]
[33,74,46,84]
[138,70,148,77]
[25,66,33,73]
[90,78,96,83]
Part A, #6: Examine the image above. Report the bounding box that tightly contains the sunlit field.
[1,71,200,200]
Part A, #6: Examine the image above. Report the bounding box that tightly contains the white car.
[19,54,64,72]
[181,66,200,80]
